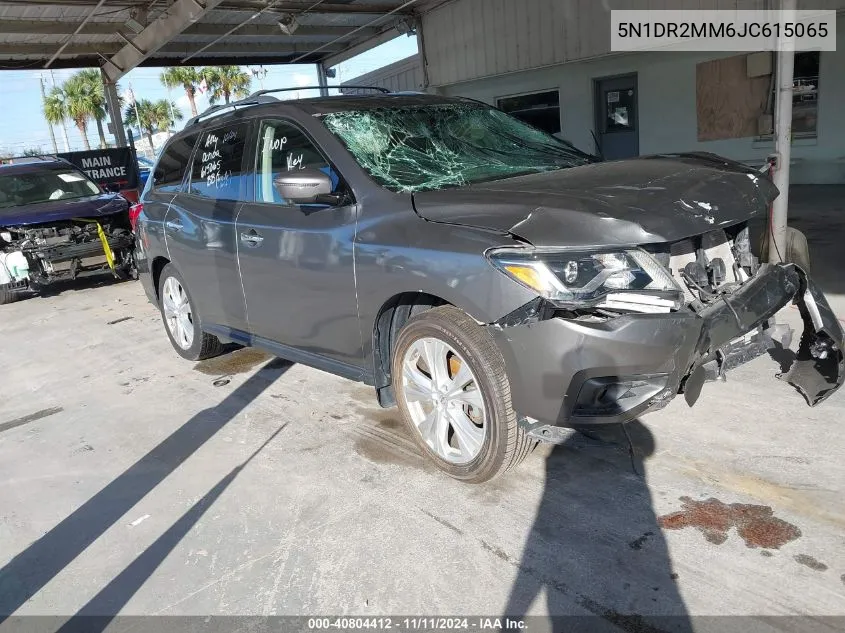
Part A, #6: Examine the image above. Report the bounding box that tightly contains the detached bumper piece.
[683,263,844,407]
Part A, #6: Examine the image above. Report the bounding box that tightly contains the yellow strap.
[73,218,115,271]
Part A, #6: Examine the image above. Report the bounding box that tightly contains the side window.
[254,119,342,205]
[153,133,198,192]
[187,123,249,201]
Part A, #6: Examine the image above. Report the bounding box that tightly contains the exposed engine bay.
[0,216,136,291]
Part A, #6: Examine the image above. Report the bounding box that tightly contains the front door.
[594,74,639,160]
[235,117,363,372]
[163,122,251,332]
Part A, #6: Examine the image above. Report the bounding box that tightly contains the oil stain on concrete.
[658,496,801,549]
[193,348,273,376]
[793,554,828,571]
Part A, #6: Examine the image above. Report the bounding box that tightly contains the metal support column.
[317,62,329,97]
[101,68,127,148]
[769,0,797,264]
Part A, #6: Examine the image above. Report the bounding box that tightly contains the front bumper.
[490,264,844,432]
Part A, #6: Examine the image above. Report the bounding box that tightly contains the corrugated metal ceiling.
[0,0,433,70]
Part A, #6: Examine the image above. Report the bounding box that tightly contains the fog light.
[572,374,669,418]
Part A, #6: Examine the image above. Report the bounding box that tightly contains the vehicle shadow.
[0,357,291,620]
[503,422,692,632]
[500,342,691,632]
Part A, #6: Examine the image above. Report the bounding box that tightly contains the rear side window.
[187,123,249,201]
[153,133,198,192]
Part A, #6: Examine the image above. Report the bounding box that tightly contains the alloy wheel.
[162,276,194,350]
[401,336,487,464]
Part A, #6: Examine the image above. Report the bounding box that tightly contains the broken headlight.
[487,247,683,313]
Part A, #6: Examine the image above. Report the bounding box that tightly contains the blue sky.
[0,34,418,155]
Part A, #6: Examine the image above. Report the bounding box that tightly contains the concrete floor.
[1,187,844,630]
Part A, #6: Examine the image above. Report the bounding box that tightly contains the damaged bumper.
[489,264,844,435]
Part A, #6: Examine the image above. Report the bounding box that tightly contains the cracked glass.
[321,104,592,193]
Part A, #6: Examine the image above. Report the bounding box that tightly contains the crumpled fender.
[782,268,845,405]
[685,263,844,407]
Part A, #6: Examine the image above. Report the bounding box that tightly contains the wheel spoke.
[403,359,433,402]
[162,293,177,317]
[449,387,484,410]
[433,409,451,456]
[446,360,474,396]
[417,409,438,441]
[422,338,449,389]
[448,408,484,458]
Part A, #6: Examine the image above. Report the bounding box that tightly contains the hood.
[0,193,129,227]
[412,153,778,247]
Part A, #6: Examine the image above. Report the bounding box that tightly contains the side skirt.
[202,323,372,384]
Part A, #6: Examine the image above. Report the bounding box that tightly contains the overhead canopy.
[0,0,431,81]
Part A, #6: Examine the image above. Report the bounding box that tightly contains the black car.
[0,158,136,304]
[136,92,844,482]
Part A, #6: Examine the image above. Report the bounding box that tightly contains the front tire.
[392,305,533,483]
[157,263,222,361]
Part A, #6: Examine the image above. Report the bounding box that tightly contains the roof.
[0,159,70,174]
[178,92,469,131]
[0,0,443,80]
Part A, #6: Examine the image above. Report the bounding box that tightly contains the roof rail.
[185,95,278,128]
[248,85,390,98]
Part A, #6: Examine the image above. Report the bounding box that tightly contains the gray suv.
[136,91,844,482]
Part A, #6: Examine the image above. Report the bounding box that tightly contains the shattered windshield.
[321,103,593,193]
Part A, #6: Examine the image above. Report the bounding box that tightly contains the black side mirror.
[273,168,332,204]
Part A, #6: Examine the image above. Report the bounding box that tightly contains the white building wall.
[341,55,423,93]
[434,11,845,184]
[423,0,845,87]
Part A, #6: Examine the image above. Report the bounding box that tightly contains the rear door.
[163,122,251,332]
[136,133,196,296]
[235,117,362,373]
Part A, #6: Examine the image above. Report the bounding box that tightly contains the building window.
[790,51,820,136]
[497,90,561,136]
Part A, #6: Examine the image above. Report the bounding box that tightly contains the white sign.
[611,9,836,52]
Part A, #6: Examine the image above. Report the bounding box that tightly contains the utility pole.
[40,75,59,154]
[49,69,72,152]
[769,0,797,264]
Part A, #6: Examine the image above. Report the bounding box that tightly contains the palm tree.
[203,66,251,105]
[124,98,182,151]
[59,73,102,151]
[160,67,203,118]
[43,86,68,138]
[74,69,110,149]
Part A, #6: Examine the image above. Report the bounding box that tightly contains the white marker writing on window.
[286,153,304,171]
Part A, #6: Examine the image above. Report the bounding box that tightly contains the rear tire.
[157,263,222,361]
[392,305,533,483]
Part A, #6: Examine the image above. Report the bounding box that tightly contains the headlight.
[487,247,683,313]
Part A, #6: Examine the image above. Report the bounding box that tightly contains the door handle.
[165,219,183,232]
[240,230,264,247]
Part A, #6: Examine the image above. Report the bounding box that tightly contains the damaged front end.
[485,224,844,438]
[684,262,844,407]
[0,217,136,297]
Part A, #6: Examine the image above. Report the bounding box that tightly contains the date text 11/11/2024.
[306,618,529,631]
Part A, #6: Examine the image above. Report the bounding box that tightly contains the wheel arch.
[371,292,451,407]
[150,255,171,300]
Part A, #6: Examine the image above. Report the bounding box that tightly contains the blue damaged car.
[0,158,136,304]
